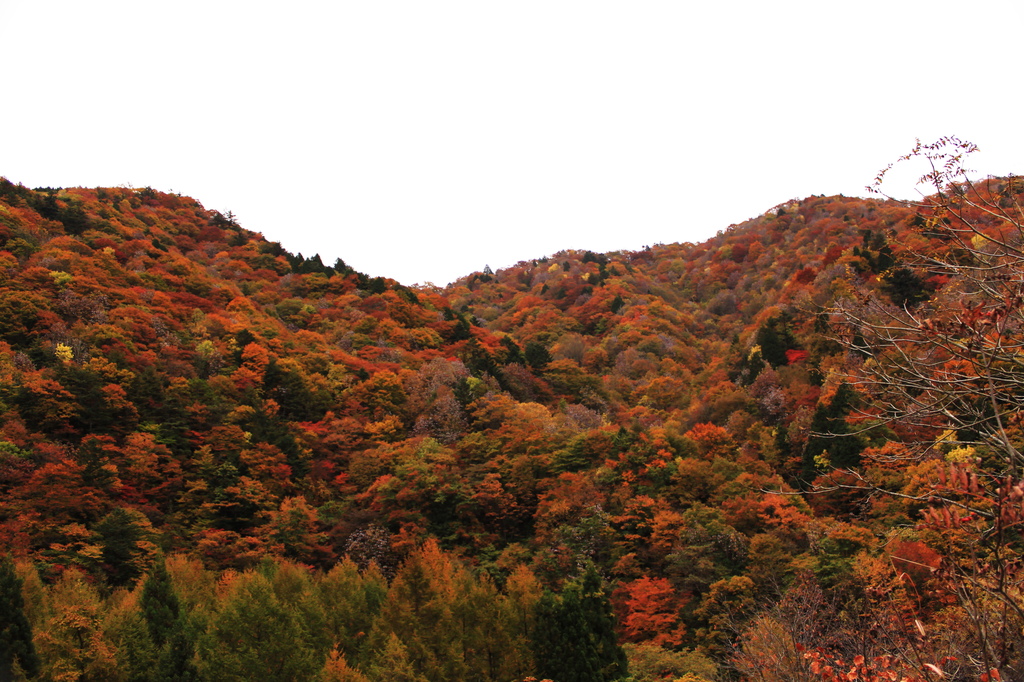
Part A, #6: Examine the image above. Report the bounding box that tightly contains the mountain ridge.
[0,171,1005,680]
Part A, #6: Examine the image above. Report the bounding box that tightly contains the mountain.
[0,173,1013,680]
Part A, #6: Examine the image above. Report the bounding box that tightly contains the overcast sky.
[2,1,1021,286]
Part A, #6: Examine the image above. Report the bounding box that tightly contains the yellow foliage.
[364,415,404,442]
[55,343,74,363]
[49,270,73,287]
[945,445,976,463]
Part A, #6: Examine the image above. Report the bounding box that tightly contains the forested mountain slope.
[0,170,1017,681]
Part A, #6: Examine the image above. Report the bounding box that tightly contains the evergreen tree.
[532,565,627,682]
[0,556,38,682]
[500,336,524,365]
[199,571,320,682]
[533,589,597,682]
[111,609,159,682]
[367,634,428,682]
[139,556,200,681]
[579,564,628,681]
[754,313,799,368]
[319,560,388,668]
[155,625,201,682]
[524,342,551,370]
[881,266,929,308]
[802,382,864,479]
[95,507,156,587]
[141,557,179,647]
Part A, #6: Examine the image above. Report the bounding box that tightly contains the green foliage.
[199,571,322,682]
[880,265,929,307]
[319,559,387,667]
[524,341,551,370]
[802,382,864,478]
[140,556,181,647]
[0,556,38,681]
[499,335,524,364]
[367,634,428,682]
[753,312,799,368]
[533,564,627,682]
[94,507,156,587]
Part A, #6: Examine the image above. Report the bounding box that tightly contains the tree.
[366,634,428,682]
[497,563,542,680]
[34,569,119,681]
[141,556,180,647]
[830,138,1024,678]
[94,506,157,587]
[0,556,38,682]
[140,555,200,681]
[801,382,864,479]
[524,341,552,370]
[321,648,372,682]
[366,540,489,682]
[533,564,627,682]
[533,588,600,682]
[199,570,321,681]
[615,576,686,648]
[754,312,800,368]
[838,138,1024,466]
[262,496,332,565]
[318,559,387,668]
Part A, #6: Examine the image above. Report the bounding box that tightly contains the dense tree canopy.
[0,144,1022,680]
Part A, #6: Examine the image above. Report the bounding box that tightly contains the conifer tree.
[321,648,371,682]
[199,571,320,682]
[155,625,201,682]
[524,341,552,370]
[94,507,156,587]
[499,564,542,680]
[533,588,599,682]
[802,382,864,479]
[0,555,38,682]
[579,564,628,682]
[367,541,461,681]
[318,559,387,668]
[754,312,799,368]
[111,608,158,682]
[532,564,627,682]
[140,555,199,681]
[140,556,179,647]
[367,634,428,682]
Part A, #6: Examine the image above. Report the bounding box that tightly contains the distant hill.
[0,173,1006,680]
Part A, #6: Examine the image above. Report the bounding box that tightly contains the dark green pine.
[0,555,39,682]
[140,556,180,646]
[140,557,200,681]
[579,564,628,681]
[532,566,628,682]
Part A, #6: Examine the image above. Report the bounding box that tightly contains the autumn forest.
[1,139,1022,681]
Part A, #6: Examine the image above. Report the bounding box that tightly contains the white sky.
[1,1,1022,286]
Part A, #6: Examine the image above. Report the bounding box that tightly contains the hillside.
[0,171,1019,681]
